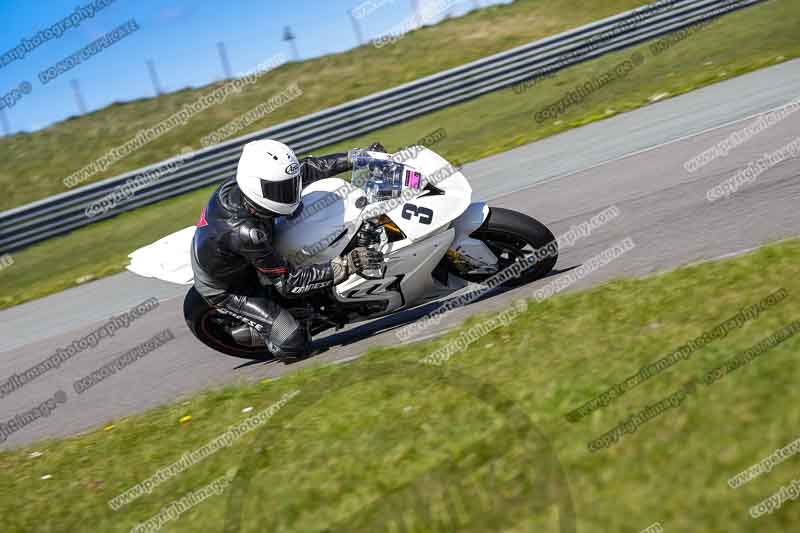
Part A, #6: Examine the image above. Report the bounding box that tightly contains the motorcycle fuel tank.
[272,178,365,266]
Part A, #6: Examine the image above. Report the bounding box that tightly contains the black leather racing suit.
[190,153,352,360]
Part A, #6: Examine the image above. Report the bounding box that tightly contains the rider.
[190,139,386,363]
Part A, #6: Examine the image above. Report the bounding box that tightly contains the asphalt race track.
[1,59,798,449]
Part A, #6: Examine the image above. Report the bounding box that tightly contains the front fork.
[448,202,499,275]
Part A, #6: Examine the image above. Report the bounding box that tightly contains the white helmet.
[236,139,302,217]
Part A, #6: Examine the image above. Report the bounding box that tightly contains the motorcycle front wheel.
[468,207,558,286]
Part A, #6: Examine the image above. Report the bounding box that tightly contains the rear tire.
[183,287,273,359]
[470,207,558,286]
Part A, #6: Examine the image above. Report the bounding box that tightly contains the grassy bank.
[1,238,798,532]
[2,0,798,310]
[0,0,657,211]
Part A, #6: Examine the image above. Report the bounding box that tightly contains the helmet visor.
[260,176,301,204]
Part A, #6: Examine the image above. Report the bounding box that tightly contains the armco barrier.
[0,0,765,252]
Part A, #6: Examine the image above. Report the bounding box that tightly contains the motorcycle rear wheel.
[183,287,274,359]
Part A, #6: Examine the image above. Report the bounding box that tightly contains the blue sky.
[0,0,509,134]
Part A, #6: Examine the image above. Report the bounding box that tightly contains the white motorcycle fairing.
[126,147,497,320]
[272,147,496,315]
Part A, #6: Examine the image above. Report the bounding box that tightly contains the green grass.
[2,238,799,532]
[2,0,799,310]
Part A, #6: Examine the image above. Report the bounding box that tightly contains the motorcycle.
[127,147,558,358]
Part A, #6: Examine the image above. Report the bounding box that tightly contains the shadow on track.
[312,265,579,353]
[231,265,578,369]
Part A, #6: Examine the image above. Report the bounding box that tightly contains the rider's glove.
[331,247,384,283]
[347,143,386,167]
[367,142,387,153]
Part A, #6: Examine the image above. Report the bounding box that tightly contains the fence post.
[146,59,163,95]
[217,42,233,79]
[349,10,364,46]
[70,79,88,115]
[0,108,10,136]
[283,26,300,61]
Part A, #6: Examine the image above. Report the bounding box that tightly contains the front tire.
[183,287,273,359]
[470,207,558,285]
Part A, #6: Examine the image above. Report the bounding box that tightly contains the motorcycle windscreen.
[351,152,422,205]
